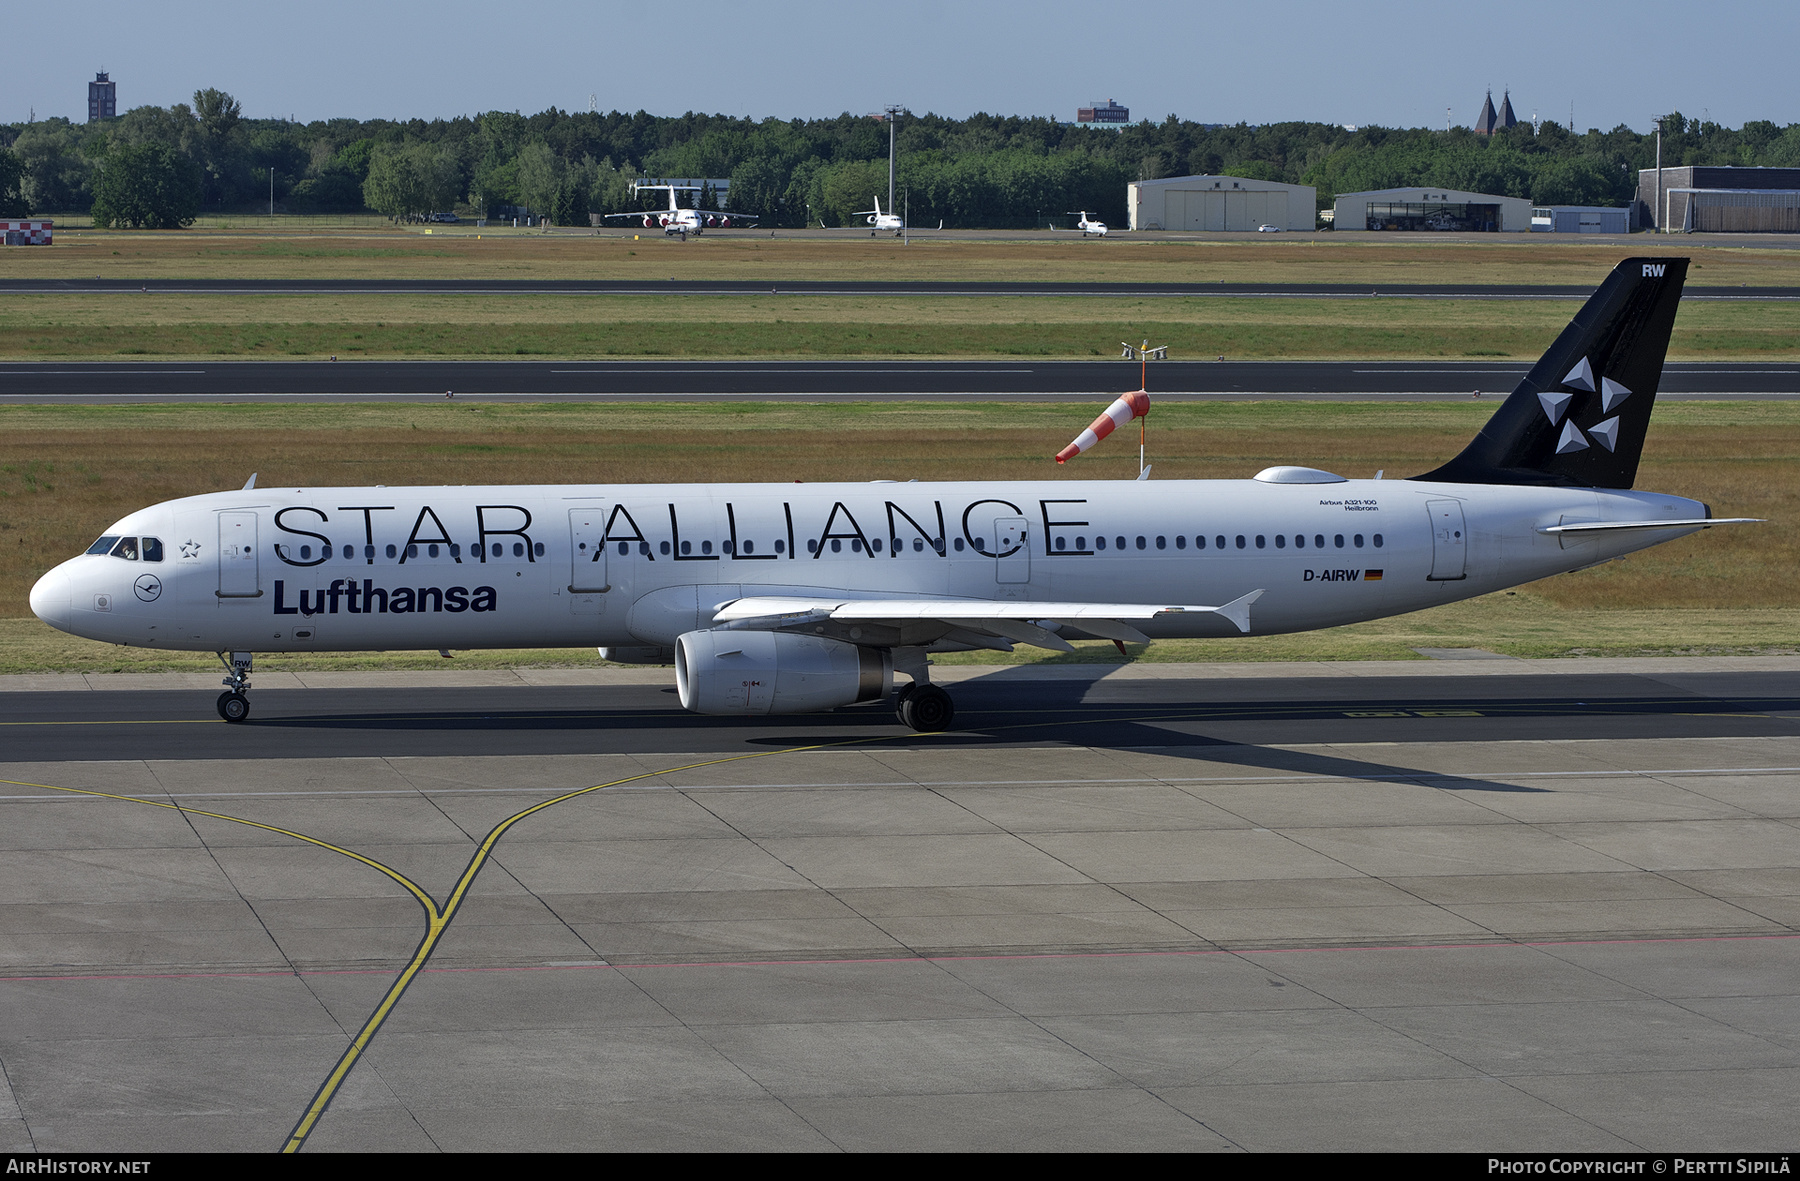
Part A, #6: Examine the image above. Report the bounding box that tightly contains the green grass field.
[2,292,1793,360]
[3,399,1792,672]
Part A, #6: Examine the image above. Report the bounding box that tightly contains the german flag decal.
[1364,569,1384,582]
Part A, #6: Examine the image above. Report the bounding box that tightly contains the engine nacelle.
[719,216,732,228]
[675,629,891,715]
[642,216,654,228]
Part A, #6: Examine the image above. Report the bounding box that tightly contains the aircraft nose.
[30,565,73,633]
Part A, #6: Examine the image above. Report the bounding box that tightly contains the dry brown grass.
[13,229,1800,286]
[1,401,1790,627]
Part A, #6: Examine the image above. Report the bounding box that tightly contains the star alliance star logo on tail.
[1538,356,1629,455]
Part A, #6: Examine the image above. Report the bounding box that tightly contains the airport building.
[87,72,115,122]
[1334,186,1533,233]
[1531,205,1633,234]
[1127,175,1318,232]
[1636,166,1800,232]
[1078,100,1129,124]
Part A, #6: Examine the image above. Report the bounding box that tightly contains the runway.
[5,359,1799,402]
[2,657,1797,1151]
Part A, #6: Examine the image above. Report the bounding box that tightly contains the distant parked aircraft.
[602,183,755,237]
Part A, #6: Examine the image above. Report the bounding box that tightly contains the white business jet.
[32,259,1755,732]
[602,183,753,236]
[1054,211,1108,237]
[855,196,904,236]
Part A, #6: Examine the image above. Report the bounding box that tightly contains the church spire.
[1476,89,1498,136]
[1498,89,1518,130]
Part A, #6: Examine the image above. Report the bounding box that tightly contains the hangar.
[1637,166,1800,232]
[1128,175,1318,232]
[1531,205,1633,234]
[1334,186,1533,233]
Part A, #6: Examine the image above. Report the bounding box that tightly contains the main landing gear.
[216,651,253,723]
[894,682,954,732]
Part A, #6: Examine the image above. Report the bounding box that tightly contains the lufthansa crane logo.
[134,573,163,602]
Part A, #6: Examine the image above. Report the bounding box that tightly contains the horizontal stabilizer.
[1537,517,1762,535]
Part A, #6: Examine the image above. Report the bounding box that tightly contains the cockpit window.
[110,537,139,560]
[141,537,164,562]
[86,536,120,555]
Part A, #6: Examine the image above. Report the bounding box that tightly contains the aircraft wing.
[712,590,1264,651]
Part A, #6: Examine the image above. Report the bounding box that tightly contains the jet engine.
[642,216,654,228]
[675,629,891,715]
[718,217,733,228]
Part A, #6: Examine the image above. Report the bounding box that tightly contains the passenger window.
[492,543,504,558]
[364,545,375,560]
[407,544,419,558]
[514,542,526,557]
[1235,535,1246,549]
[111,537,139,560]
[1294,535,1304,549]
[872,538,882,552]
[1354,534,1364,548]
[830,539,841,553]
[1275,535,1286,549]
[1055,537,1066,551]
[912,538,923,552]
[1155,536,1166,550]
[1135,536,1146,550]
[681,540,693,555]
[775,540,786,554]
[1096,536,1107,550]
[1216,535,1226,550]
[953,538,965,552]
[141,537,164,562]
[299,545,313,560]
[850,539,862,553]
[86,536,120,555]
[1255,536,1266,549]
[1334,535,1344,548]
[450,544,461,558]
[1076,536,1086,550]
[661,541,672,555]
[639,542,651,556]
[1315,535,1325,549]
[1373,533,1384,548]
[386,544,398,558]
[975,537,986,551]
[1175,535,1185,549]
[1195,535,1205,550]
[701,540,713,555]
[743,540,754,554]
[808,539,819,553]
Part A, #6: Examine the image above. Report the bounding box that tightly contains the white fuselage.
[32,477,1706,655]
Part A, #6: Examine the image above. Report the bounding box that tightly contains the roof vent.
[1253,466,1348,484]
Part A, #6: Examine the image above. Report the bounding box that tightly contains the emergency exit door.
[993,517,1030,584]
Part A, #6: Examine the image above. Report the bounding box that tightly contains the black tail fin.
[1412,257,1687,489]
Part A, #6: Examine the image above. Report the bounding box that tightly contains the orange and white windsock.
[1055,390,1151,463]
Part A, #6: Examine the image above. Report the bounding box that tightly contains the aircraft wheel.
[905,685,954,733]
[893,683,918,725]
[217,691,250,723]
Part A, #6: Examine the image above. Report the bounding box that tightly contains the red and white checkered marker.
[1055,389,1150,463]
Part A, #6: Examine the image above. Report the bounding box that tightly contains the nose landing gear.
[216,651,253,723]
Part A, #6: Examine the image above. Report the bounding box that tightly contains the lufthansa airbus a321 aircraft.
[31,258,1754,731]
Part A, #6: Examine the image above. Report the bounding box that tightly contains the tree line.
[4,94,1799,229]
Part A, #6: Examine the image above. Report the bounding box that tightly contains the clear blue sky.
[6,0,1795,132]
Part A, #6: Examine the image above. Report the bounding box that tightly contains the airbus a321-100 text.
[32,259,1755,731]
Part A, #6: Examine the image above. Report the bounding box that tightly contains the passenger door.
[568,506,610,613]
[993,517,1030,585]
[217,511,262,599]
[1426,500,1467,581]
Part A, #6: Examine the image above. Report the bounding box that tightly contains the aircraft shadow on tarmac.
[234,682,1800,796]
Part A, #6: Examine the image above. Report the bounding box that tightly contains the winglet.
[1214,589,1264,635]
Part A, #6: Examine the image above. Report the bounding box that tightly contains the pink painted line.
[3,931,1795,985]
